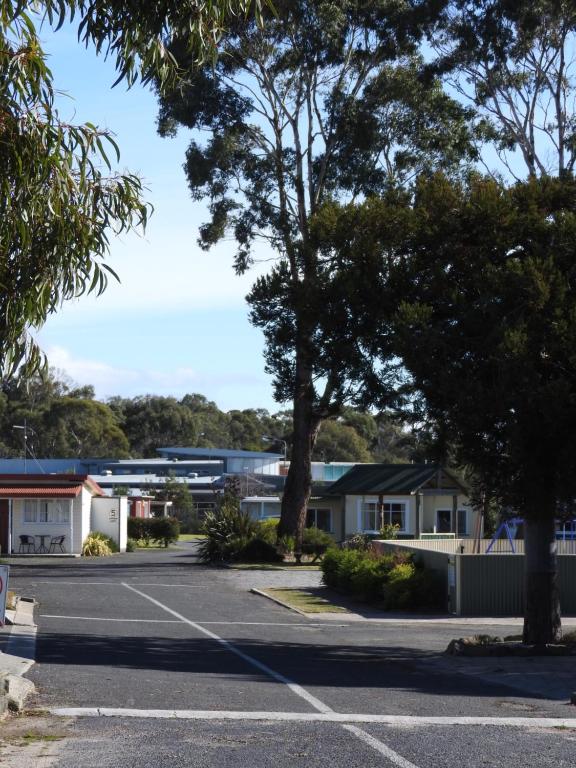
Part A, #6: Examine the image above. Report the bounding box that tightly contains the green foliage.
[156,0,476,540]
[301,526,335,561]
[198,501,258,562]
[82,531,117,556]
[126,537,137,552]
[257,518,294,554]
[321,547,442,608]
[127,516,180,547]
[235,537,283,563]
[379,523,400,540]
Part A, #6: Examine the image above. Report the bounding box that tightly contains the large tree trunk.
[278,344,321,554]
[523,514,561,645]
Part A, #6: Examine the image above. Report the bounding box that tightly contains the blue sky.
[34,23,277,413]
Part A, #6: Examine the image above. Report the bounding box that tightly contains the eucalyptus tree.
[156,0,475,545]
[0,0,267,377]
[309,1,576,643]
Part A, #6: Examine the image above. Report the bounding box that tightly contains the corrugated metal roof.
[0,486,83,498]
[159,447,282,460]
[325,464,459,495]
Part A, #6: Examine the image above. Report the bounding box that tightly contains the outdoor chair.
[18,535,36,554]
[49,535,66,553]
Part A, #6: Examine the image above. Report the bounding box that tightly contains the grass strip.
[264,588,349,613]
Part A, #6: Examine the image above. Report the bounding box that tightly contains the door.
[0,500,9,554]
[436,509,451,534]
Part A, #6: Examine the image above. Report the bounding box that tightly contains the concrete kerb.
[250,588,310,616]
[1,596,37,714]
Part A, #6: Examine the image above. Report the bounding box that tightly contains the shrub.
[379,523,400,540]
[321,546,442,608]
[127,517,180,547]
[256,518,294,554]
[301,527,335,561]
[235,537,284,563]
[82,531,116,557]
[382,562,444,610]
[126,538,137,552]
[198,506,258,563]
[152,516,180,547]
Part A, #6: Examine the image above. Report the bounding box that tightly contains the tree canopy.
[155,0,477,543]
[0,0,270,377]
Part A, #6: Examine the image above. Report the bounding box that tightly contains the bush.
[127,517,180,547]
[126,538,138,552]
[198,506,258,562]
[382,561,444,610]
[235,537,284,563]
[301,527,335,561]
[320,546,443,608]
[257,518,294,554]
[82,531,116,557]
[153,516,180,547]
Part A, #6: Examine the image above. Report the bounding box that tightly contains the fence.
[374,539,576,616]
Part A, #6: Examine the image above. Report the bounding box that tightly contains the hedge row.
[320,548,444,609]
[127,516,180,547]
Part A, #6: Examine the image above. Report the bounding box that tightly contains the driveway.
[3,542,576,767]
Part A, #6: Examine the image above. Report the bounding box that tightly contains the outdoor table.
[35,534,50,554]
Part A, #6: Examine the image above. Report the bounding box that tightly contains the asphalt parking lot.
[3,542,576,767]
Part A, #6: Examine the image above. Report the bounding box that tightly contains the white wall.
[10,495,85,555]
[91,496,128,552]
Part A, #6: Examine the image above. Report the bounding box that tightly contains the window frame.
[306,507,333,533]
[358,498,408,534]
[21,498,70,525]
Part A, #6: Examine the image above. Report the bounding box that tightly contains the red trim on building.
[0,486,82,498]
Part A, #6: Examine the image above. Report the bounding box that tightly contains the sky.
[33,23,278,413]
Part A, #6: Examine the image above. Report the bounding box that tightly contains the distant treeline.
[0,370,422,462]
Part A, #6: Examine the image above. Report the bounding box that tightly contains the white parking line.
[40,615,181,624]
[121,582,422,766]
[46,707,576,729]
[121,582,332,714]
[342,725,420,768]
[39,615,345,628]
[29,581,209,588]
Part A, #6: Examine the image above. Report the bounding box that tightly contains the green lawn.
[178,534,206,541]
[263,588,349,613]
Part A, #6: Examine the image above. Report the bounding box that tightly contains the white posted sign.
[0,565,9,627]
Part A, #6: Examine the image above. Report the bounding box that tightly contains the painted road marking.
[39,614,345,628]
[40,615,182,624]
[342,725,419,768]
[122,583,421,766]
[121,583,332,714]
[28,581,210,588]
[45,709,576,729]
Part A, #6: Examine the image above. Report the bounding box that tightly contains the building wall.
[227,457,280,475]
[420,494,474,536]
[10,493,89,555]
[91,496,128,552]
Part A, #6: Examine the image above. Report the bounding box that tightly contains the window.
[458,509,468,535]
[361,501,406,532]
[307,508,332,532]
[24,500,36,523]
[22,500,70,524]
[361,502,378,532]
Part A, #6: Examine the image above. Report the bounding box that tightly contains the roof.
[158,447,282,460]
[0,474,104,497]
[91,474,223,486]
[0,485,83,498]
[325,464,467,495]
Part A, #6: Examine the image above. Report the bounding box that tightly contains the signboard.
[0,564,9,627]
